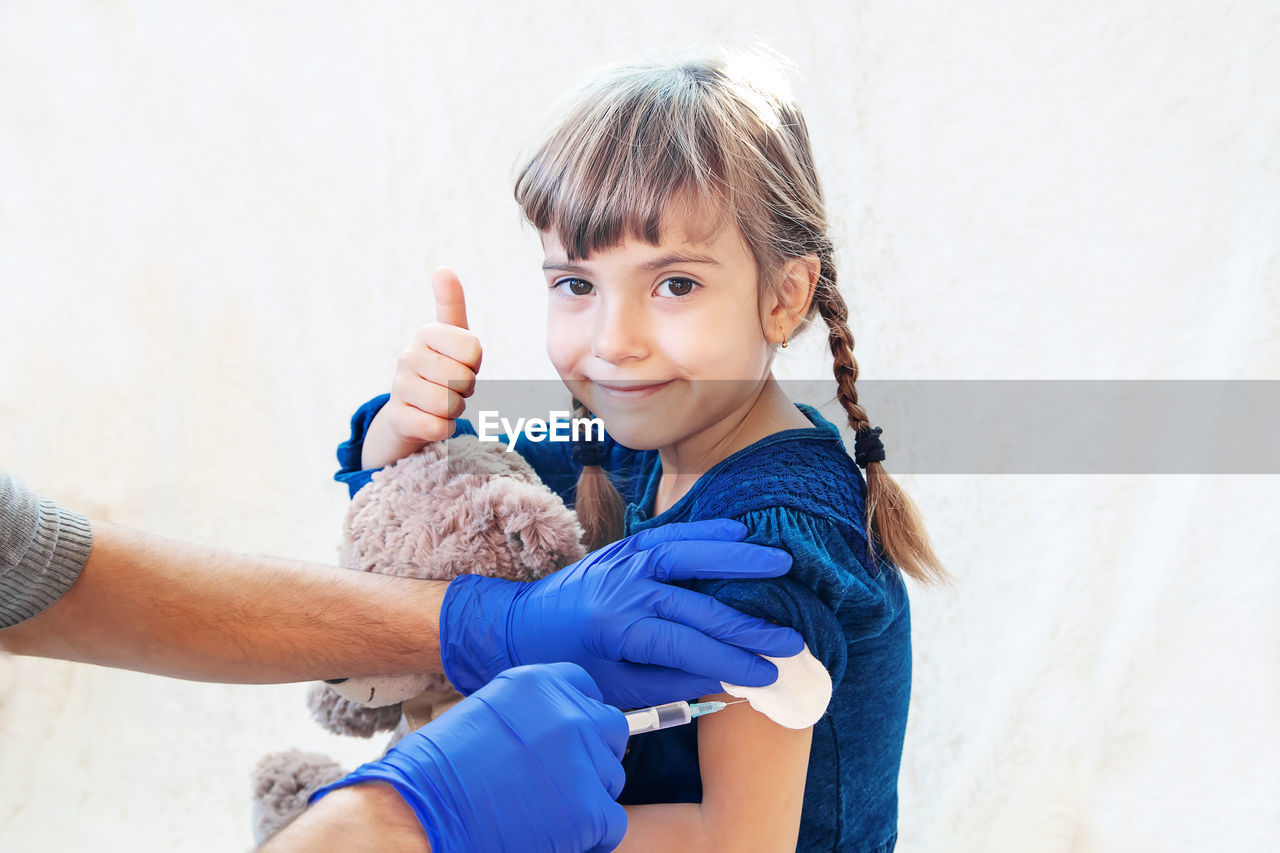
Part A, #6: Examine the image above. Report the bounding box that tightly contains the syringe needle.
[687,698,750,719]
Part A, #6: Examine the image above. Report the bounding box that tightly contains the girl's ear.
[764,255,821,341]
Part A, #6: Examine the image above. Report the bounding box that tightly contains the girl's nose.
[591,299,648,364]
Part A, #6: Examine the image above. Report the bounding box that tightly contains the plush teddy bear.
[251,434,586,843]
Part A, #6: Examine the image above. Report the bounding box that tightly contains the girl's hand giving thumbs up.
[361,267,483,469]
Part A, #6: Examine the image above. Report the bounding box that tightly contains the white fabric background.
[2,2,1277,850]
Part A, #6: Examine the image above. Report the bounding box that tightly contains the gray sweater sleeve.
[1,469,93,629]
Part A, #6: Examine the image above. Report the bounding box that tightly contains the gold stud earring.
[781,331,790,349]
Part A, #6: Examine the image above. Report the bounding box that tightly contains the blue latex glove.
[439,518,805,709]
[309,663,628,853]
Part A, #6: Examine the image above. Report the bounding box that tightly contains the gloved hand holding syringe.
[624,698,748,735]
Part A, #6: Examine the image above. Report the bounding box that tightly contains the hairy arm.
[0,520,446,683]
[614,691,812,851]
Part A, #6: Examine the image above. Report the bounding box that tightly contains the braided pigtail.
[569,397,627,551]
[810,259,948,585]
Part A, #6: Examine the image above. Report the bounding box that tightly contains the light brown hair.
[514,50,947,584]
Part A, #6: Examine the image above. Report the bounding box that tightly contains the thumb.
[431,266,469,330]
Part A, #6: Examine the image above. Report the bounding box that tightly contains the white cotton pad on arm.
[720,644,832,730]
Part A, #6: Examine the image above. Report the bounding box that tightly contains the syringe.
[624,699,743,736]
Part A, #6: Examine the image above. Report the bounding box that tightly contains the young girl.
[342,50,945,852]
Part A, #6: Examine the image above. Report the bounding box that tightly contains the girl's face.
[540,215,778,452]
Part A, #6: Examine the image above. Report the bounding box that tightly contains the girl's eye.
[552,278,594,296]
[657,277,699,298]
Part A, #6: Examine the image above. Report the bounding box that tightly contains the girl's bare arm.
[615,691,812,851]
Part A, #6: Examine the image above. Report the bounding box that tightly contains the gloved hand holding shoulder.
[440,518,805,709]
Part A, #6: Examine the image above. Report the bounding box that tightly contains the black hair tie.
[854,426,885,468]
[572,440,609,468]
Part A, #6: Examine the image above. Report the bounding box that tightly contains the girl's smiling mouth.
[594,379,675,398]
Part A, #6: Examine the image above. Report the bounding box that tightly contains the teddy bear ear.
[306,683,402,738]
[485,479,588,580]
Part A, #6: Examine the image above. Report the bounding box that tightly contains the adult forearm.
[260,784,432,853]
[0,521,447,683]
